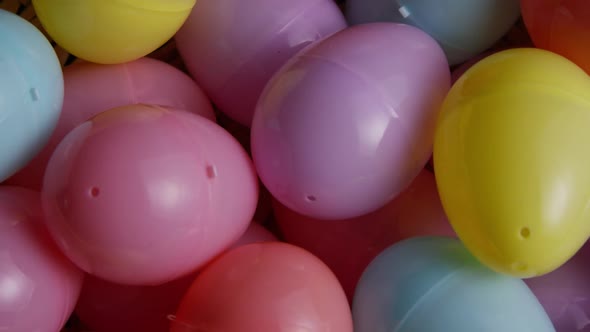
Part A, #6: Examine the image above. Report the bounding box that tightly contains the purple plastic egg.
[175,0,347,127]
[526,241,590,331]
[42,104,259,286]
[251,23,451,220]
[0,186,84,332]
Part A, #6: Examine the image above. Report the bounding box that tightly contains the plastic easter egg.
[434,48,590,278]
[274,169,454,300]
[252,23,450,220]
[32,0,196,64]
[353,237,555,332]
[175,0,347,127]
[345,0,520,65]
[171,242,352,332]
[525,241,590,331]
[0,9,63,183]
[521,0,590,74]
[6,57,215,190]
[42,104,258,285]
[74,222,276,332]
[0,186,84,332]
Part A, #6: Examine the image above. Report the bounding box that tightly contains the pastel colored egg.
[345,0,520,65]
[434,48,590,278]
[6,57,215,190]
[0,186,84,332]
[175,0,347,127]
[32,0,196,64]
[74,222,276,332]
[521,0,590,74]
[42,104,258,285]
[0,9,63,183]
[252,23,450,220]
[353,237,555,332]
[526,241,590,331]
[171,242,353,332]
[273,169,455,301]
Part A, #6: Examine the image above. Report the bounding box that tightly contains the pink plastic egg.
[6,57,215,190]
[274,169,455,300]
[175,0,347,127]
[74,222,276,332]
[525,241,590,331]
[42,104,258,285]
[0,186,84,332]
[252,23,451,220]
[171,242,353,332]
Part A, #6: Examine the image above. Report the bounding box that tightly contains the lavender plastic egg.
[251,23,450,220]
[175,0,347,127]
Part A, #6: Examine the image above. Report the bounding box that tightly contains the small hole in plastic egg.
[89,187,100,198]
[29,88,39,101]
[520,227,530,239]
[206,165,217,179]
[511,262,528,272]
[305,195,317,202]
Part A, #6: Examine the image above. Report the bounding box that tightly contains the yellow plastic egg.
[434,48,590,278]
[32,0,196,64]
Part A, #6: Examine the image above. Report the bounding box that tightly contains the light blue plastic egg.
[353,237,556,332]
[0,9,63,182]
[345,0,520,65]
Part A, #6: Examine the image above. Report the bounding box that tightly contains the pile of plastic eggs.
[3,0,590,331]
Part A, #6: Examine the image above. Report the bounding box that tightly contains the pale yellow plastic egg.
[434,48,590,278]
[32,0,196,64]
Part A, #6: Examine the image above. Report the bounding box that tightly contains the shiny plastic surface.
[434,48,590,278]
[0,9,63,182]
[0,187,84,332]
[175,0,347,127]
[7,57,215,190]
[526,241,590,331]
[273,170,455,301]
[74,223,276,332]
[522,0,590,74]
[346,0,520,65]
[42,104,259,285]
[171,242,353,332]
[251,23,450,220]
[353,237,556,332]
[32,0,196,64]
